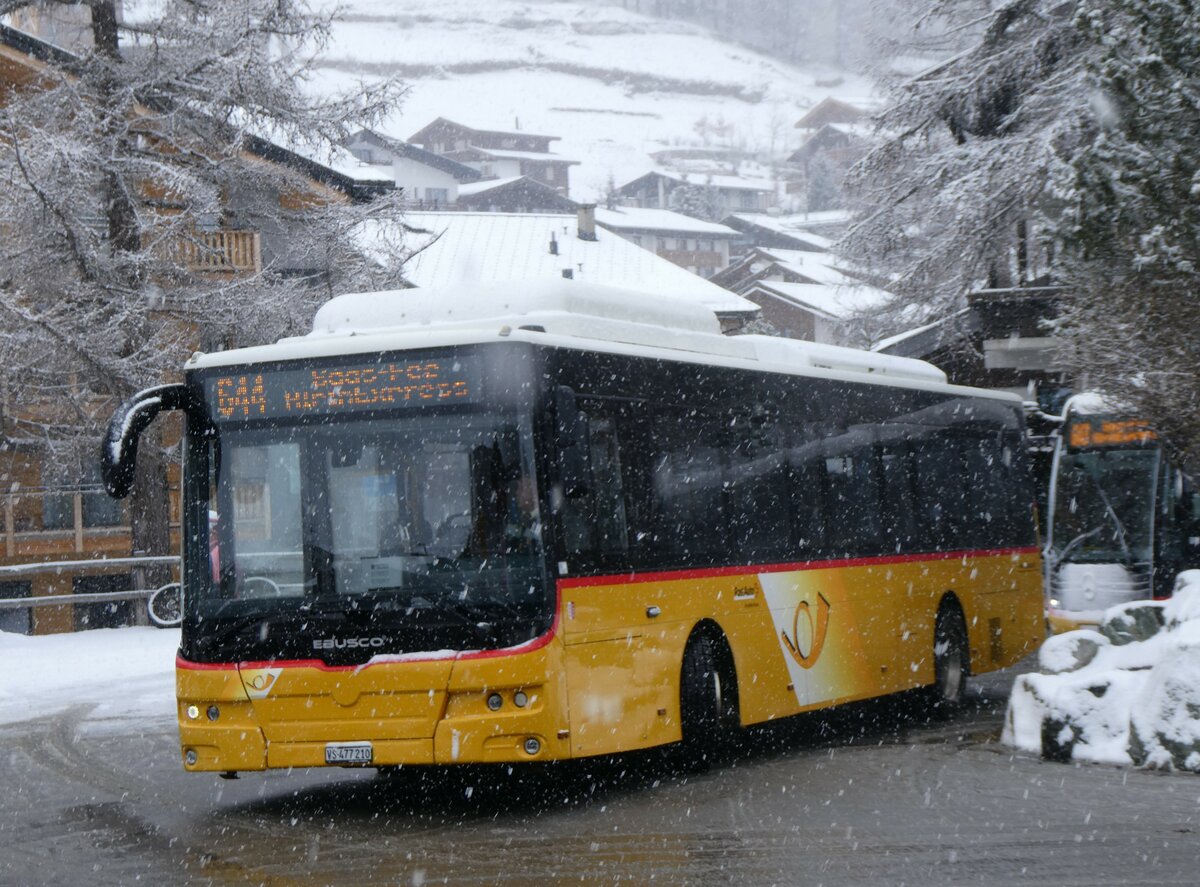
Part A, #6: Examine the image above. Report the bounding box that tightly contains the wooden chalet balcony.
[171,228,262,275]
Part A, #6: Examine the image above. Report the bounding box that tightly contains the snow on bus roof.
[187,280,1001,395]
[312,279,723,337]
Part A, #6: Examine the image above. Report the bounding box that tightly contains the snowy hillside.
[311,0,875,201]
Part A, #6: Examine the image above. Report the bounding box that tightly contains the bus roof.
[187,280,1020,402]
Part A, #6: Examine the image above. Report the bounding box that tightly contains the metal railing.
[0,556,182,627]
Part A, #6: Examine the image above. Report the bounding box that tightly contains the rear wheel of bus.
[678,630,739,771]
[930,602,969,712]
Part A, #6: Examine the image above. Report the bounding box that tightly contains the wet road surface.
[2,666,1198,886]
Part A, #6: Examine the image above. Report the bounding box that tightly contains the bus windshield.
[1051,447,1159,565]
[184,410,550,664]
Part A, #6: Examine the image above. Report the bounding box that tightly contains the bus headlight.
[184,748,198,766]
[186,705,200,720]
[513,691,529,708]
[523,737,541,755]
[486,693,503,711]
[207,705,220,721]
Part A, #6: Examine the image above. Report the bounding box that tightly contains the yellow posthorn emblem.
[782,593,831,669]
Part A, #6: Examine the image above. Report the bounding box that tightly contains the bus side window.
[911,428,949,550]
[823,426,883,556]
[960,433,1008,549]
[788,424,828,553]
[878,436,917,554]
[558,413,629,560]
[651,408,728,565]
[727,417,790,560]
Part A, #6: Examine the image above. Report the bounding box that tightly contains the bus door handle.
[646,605,661,618]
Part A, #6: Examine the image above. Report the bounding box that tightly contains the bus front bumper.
[176,651,568,773]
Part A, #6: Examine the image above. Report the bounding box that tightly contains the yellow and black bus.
[103,281,1044,775]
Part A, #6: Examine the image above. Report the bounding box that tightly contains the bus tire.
[678,631,739,771]
[931,603,969,711]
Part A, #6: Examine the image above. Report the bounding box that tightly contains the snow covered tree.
[0,1,405,589]
[841,1,1090,317]
[1051,0,1200,461]
[668,181,722,221]
[805,153,843,212]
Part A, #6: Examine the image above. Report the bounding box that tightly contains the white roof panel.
[371,211,758,315]
[595,206,738,236]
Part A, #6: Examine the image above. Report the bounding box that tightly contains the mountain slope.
[313,0,874,200]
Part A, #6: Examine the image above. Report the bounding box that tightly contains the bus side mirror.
[101,384,199,499]
[554,386,591,498]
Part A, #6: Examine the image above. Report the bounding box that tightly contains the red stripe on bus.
[554,546,1041,590]
[176,614,560,673]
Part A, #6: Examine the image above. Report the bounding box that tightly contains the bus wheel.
[679,632,739,771]
[931,605,969,710]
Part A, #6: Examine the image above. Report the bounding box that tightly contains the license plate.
[325,742,373,765]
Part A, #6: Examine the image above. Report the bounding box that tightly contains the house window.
[426,188,449,207]
[546,166,556,182]
[631,235,643,246]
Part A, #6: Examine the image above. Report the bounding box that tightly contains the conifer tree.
[1052,0,1200,460]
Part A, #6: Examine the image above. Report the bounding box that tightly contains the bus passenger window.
[878,440,917,553]
[652,414,727,564]
[558,417,629,558]
[727,431,790,560]
[823,428,882,556]
[788,430,827,553]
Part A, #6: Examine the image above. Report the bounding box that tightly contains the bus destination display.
[1068,418,1156,449]
[206,357,480,420]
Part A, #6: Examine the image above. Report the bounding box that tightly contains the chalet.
[594,206,739,279]
[615,170,777,216]
[787,123,871,171]
[711,245,892,347]
[344,129,481,208]
[721,212,836,258]
[376,206,759,331]
[407,118,578,196]
[794,97,870,132]
[456,176,578,214]
[743,279,891,347]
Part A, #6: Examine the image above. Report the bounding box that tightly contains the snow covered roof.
[725,212,845,245]
[748,280,891,322]
[757,248,856,287]
[457,175,526,197]
[656,169,776,193]
[349,130,483,182]
[595,206,738,236]
[622,170,776,194]
[374,211,757,315]
[408,116,559,145]
[467,146,579,164]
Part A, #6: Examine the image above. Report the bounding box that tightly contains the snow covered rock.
[1128,622,1200,772]
[1037,629,1109,674]
[1003,575,1200,771]
[1099,602,1165,646]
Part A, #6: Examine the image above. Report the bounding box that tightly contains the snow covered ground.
[0,626,178,731]
[1004,571,1200,771]
[309,0,875,201]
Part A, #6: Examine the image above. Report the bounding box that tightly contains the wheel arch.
[935,591,971,677]
[680,619,740,714]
